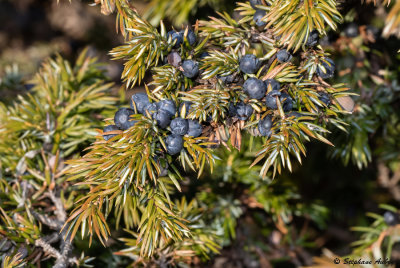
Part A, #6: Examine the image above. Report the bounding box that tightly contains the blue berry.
[239,54,260,74]
[280,92,293,112]
[165,135,184,155]
[306,30,320,47]
[131,93,150,114]
[114,108,136,130]
[316,58,335,79]
[181,29,196,46]
[258,116,273,137]
[249,0,262,8]
[206,115,213,123]
[167,51,182,67]
[16,246,28,259]
[254,9,266,27]
[158,99,176,117]
[265,90,293,111]
[167,30,183,48]
[243,78,267,100]
[366,25,379,40]
[103,125,119,141]
[236,102,254,121]
[182,60,199,78]
[318,92,331,106]
[25,84,34,91]
[265,90,281,110]
[384,211,399,226]
[187,120,203,137]
[265,79,281,91]
[199,52,210,59]
[0,238,12,252]
[344,23,359,38]
[153,110,171,129]
[276,49,292,63]
[218,74,233,84]
[228,102,237,117]
[170,117,189,136]
[143,102,158,116]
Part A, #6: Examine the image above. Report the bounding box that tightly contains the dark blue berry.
[199,52,210,59]
[170,117,189,136]
[167,30,183,48]
[243,78,267,100]
[239,54,260,74]
[265,79,281,91]
[228,102,237,117]
[265,90,292,111]
[218,74,237,85]
[187,120,203,137]
[114,108,136,130]
[316,58,335,79]
[143,102,158,116]
[280,92,293,112]
[181,29,196,46]
[25,84,34,91]
[265,90,281,110]
[366,25,379,40]
[158,99,176,117]
[182,60,199,78]
[17,246,28,259]
[153,110,171,129]
[0,238,12,252]
[167,51,182,67]
[103,125,119,141]
[131,93,150,114]
[236,102,254,121]
[306,30,319,47]
[277,49,292,63]
[258,116,273,137]
[165,135,184,155]
[344,23,359,38]
[384,211,399,226]
[254,9,266,27]
[249,0,262,9]
[318,92,331,106]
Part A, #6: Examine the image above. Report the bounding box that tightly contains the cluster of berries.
[103,93,203,156]
[167,29,199,79]
[103,12,337,156]
[232,26,335,136]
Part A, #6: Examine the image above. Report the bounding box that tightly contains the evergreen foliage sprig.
[110,17,170,87]
[0,50,117,267]
[238,0,343,52]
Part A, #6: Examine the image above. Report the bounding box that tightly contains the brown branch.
[31,210,62,230]
[34,189,76,267]
[377,162,400,202]
[53,229,75,268]
[35,238,62,260]
[47,191,67,222]
[35,234,77,268]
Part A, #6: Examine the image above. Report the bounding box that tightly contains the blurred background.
[1,0,400,267]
